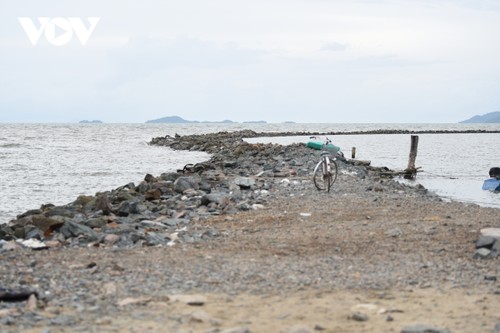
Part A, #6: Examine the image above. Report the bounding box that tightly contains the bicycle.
[309,136,339,192]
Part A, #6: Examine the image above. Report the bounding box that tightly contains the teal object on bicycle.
[307,141,340,154]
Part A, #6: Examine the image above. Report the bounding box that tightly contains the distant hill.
[460,111,500,123]
[146,116,197,124]
[146,115,266,124]
[79,120,103,124]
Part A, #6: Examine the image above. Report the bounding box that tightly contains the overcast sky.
[1,0,499,123]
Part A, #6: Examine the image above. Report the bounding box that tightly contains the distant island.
[146,116,267,124]
[79,120,103,124]
[460,111,500,123]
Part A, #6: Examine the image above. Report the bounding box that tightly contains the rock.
[116,297,152,307]
[103,234,120,245]
[144,173,157,183]
[174,176,199,193]
[219,328,252,333]
[114,190,135,203]
[16,209,42,219]
[31,216,65,233]
[25,226,44,240]
[96,193,112,215]
[494,323,500,332]
[234,177,255,189]
[161,218,189,227]
[385,228,403,238]
[480,228,500,240]
[0,241,19,251]
[59,221,97,240]
[18,239,48,250]
[189,310,220,325]
[286,325,314,333]
[51,315,77,326]
[492,240,500,254]
[86,217,108,229]
[145,189,161,201]
[168,294,206,306]
[349,312,369,322]
[200,193,227,206]
[117,199,148,216]
[476,236,496,249]
[26,294,37,311]
[400,324,451,333]
[45,207,74,218]
[473,248,493,259]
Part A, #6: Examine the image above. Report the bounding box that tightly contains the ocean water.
[0,123,499,224]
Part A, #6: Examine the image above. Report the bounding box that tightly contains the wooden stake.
[404,135,419,179]
[351,147,356,159]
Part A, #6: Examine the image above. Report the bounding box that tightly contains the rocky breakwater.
[1,129,419,250]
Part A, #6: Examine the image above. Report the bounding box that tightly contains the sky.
[1,0,499,123]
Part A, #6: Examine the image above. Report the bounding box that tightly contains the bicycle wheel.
[328,158,338,191]
[313,158,329,191]
[313,158,338,191]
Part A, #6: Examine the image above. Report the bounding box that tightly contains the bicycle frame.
[310,136,339,192]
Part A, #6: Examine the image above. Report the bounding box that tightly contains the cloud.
[105,37,265,83]
[321,42,349,52]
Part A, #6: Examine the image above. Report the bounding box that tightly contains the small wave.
[0,143,23,148]
[78,171,116,177]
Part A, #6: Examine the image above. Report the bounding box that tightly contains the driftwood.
[380,167,422,177]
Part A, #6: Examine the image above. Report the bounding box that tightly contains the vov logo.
[18,17,100,46]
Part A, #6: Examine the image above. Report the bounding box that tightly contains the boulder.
[59,221,97,240]
[174,177,200,193]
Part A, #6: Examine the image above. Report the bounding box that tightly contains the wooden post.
[351,147,356,159]
[404,135,419,179]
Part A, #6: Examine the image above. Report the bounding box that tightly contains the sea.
[0,123,499,224]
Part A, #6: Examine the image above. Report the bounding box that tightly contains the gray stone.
[86,217,108,229]
[45,207,74,218]
[159,172,179,182]
[174,177,199,193]
[60,221,97,240]
[476,236,496,249]
[114,190,135,203]
[145,232,170,246]
[385,227,403,238]
[24,226,44,240]
[349,312,369,322]
[492,240,500,253]
[473,248,493,259]
[16,209,42,219]
[234,177,255,189]
[201,193,226,206]
[400,324,450,333]
[160,218,189,227]
[117,199,148,216]
[50,315,77,326]
[494,323,500,332]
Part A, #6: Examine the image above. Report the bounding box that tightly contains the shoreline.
[1,130,499,332]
